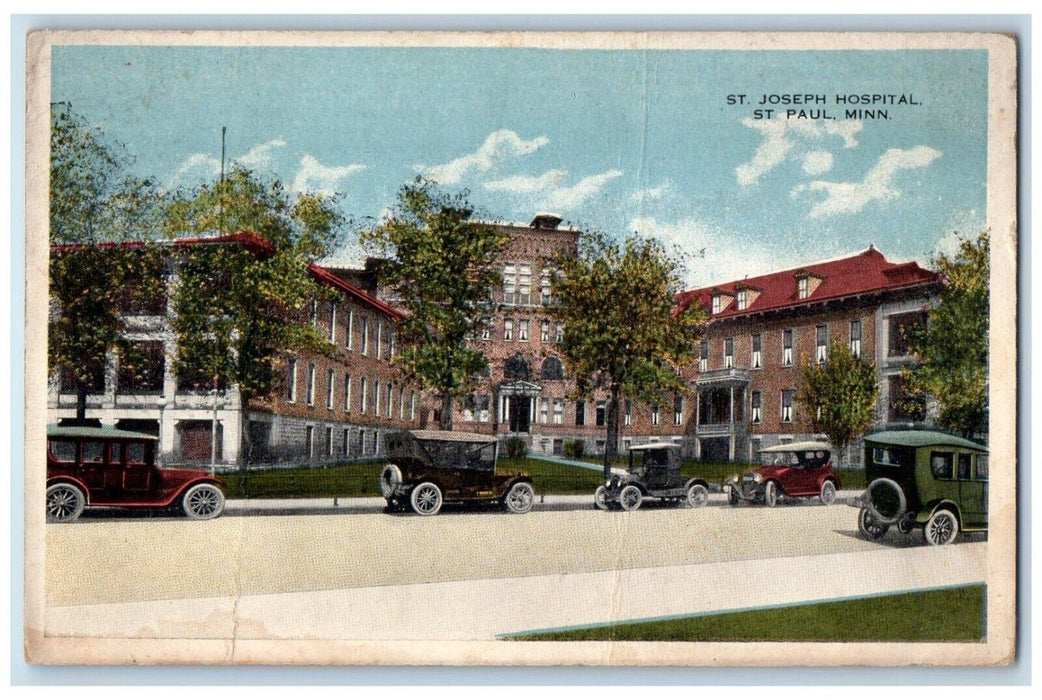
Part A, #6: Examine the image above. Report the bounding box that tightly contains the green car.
[857,429,987,546]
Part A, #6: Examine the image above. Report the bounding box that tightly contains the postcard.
[24,29,1017,666]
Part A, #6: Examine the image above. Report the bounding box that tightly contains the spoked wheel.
[618,484,642,511]
[925,509,959,546]
[380,463,402,498]
[686,483,709,508]
[46,483,85,523]
[764,481,779,507]
[504,482,535,514]
[182,484,226,520]
[819,480,837,506]
[593,485,610,511]
[410,482,443,516]
[858,507,889,540]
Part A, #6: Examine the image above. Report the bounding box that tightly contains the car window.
[976,454,988,481]
[82,441,105,463]
[109,443,123,463]
[957,453,972,480]
[464,443,496,471]
[872,447,902,466]
[930,451,954,480]
[127,442,147,465]
[49,439,76,463]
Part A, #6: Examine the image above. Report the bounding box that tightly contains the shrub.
[505,436,528,458]
[562,439,585,459]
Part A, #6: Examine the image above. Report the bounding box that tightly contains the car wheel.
[858,507,889,540]
[594,485,610,511]
[925,509,959,546]
[897,512,917,534]
[864,478,907,524]
[764,481,779,507]
[182,484,226,520]
[46,483,85,523]
[819,480,837,506]
[504,482,535,514]
[410,482,443,516]
[618,484,642,511]
[686,483,709,508]
[380,463,402,498]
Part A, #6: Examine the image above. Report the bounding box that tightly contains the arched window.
[540,356,564,380]
[504,354,531,382]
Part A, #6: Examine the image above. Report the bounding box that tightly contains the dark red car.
[726,441,841,507]
[46,424,227,522]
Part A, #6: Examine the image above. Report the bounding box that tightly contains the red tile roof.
[306,263,405,321]
[674,247,942,319]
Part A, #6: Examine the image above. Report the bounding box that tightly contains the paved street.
[43,495,987,642]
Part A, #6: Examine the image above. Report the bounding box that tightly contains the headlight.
[752,473,763,484]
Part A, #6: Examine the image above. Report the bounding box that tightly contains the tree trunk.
[75,385,87,421]
[603,383,620,481]
[439,393,454,431]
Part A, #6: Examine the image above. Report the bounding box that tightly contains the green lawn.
[509,585,985,642]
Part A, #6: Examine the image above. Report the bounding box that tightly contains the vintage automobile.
[727,441,840,507]
[593,443,710,511]
[379,430,535,516]
[857,429,988,546]
[46,423,227,522]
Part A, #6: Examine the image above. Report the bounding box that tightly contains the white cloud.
[543,169,623,210]
[629,215,806,288]
[234,138,287,171]
[630,180,676,203]
[290,154,366,195]
[484,170,567,194]
[418,129,549,185]
[168,153,220,188]
[735,118,863,185]
[793,145,943,218]
[935,209,986,258]
[802,150,834,176]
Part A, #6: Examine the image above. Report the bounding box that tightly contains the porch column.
[728,386,735,461]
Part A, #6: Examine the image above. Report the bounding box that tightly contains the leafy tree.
[361,179,509,430]
[798,341,879,466]
[903,232,990,438]
[164,167,344,429]
[549,233,706,479]
[48,103,166,419]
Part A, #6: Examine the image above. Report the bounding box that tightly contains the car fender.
[46,476,91,505]
[817,474,841,491]
[172,477,227,505]
[916,499,962,527]
[684,477,709,491]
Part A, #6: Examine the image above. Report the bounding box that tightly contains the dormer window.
[712,295,723,314]
[797,277,809,299]
[794,271,824,300]
[736,289,747,310]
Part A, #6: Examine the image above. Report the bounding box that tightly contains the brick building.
[48,232,422,469]
[673,246,943,465]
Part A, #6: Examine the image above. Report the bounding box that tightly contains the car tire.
[380,463,402,498]
[182,483,226,520]
[864,478,907,524]
[819,479,837,506]
[504,482,535,514]
[686,483,709,508]
[618,484,642,511]
[46,483,85,523]
[410,482,443,516]
[594,485,610,511]
[858,507,889,540]
[925,509,959,546]
[764,481,779,507]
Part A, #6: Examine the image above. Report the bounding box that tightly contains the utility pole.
[210,126,227,476]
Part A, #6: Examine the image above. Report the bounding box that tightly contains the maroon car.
[726,441,841,507]
[46,424,227,522]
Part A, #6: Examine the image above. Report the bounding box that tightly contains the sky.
[50,44,989,288]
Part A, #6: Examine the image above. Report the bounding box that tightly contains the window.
[519,319,529,341]
[540,268,552,305]
[623,399,633,427]
[305,425,314,459]
[816,324,828,363]
[503,263,516,304]
[781,389,795,422]
[930,451,955,480]
[699,339,708,372]
[120,275,167,316]
[410,392,417,420]
[712,295,723,314]
[60,362,105,394]
[287,358,298,402]
[388,327,396,359]
[329,303,337,342]
[480,317,492,341]
[305,362,316,406]
[376,319,383,358]
[958,453,973,480]
[342,429,351,458]
[976,454,988,481]
[360,315,369,355]
[555,323,564,343]
[797,276,809,299]
[360,377,368,413]
[518,264,532,305]
[751,333,762,369]
[724,337,734,368]
[540,356,564,380]
[651,403,660,426]
[889,375,925,422]
[674,395,684,425]
[539,398,549,424]
[118,340,165,393]
[504,319,514,341]
[344,374,352,412]
[346,309,354,349]
[737,289,747,310]
[596,401,606,427]
[783,329,794,366]
[386,382,394,418]
[325,427,334,457]
[326,369,335,409]
[888,311,926,357]
[575,401,586,426]
[309,299,318,326]
[751,391,762,423]
[850,319,862,359]
[553,400,564,425]
[540,320,550,342]
[463,394,492,422]
[399,387,406,419]
[49,440,76,463]
[375,381,382,416]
